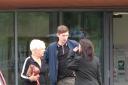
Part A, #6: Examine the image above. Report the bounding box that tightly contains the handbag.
[26,64,40,85]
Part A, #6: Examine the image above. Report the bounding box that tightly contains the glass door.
[113,12,128,85]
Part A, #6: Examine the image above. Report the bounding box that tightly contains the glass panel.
[17,11,103,85]
[17,12,50,85]
[0,12,14,85]
[113,12,128,85]
[62,12,103,57]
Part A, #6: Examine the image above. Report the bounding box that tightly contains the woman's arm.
[21,57,39,82]
[66,50,80,71]
[21,57,30,80]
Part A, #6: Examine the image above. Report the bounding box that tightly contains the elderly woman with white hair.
[21,39,48,85]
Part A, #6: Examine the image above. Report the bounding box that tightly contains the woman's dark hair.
[79,38,94,61]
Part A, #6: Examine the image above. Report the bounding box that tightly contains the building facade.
[0,0,128,85]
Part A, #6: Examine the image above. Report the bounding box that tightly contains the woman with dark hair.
[67,38,102,85]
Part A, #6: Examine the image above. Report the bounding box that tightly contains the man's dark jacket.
[45,40,78,85]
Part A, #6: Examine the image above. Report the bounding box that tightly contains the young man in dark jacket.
[45,25,78,85]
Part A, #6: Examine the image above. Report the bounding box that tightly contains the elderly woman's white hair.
[30,39,46,51]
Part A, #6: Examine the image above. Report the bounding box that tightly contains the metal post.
[14,11,18,85]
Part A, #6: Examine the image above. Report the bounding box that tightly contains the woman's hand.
[73,47,79,52]
[29,72,40,81]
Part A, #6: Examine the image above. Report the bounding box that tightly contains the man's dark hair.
[57,25,69,34]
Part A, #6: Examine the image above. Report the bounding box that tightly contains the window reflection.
[62,12,103,57]
[0,11,103,85]
[0,12,14,85]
